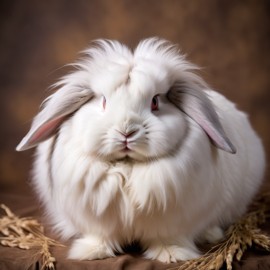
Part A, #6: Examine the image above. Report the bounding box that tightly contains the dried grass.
[175,193,270,270]
[0,204,64,270]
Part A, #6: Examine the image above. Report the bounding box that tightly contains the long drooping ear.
[16,86,94,151]
[167,80,236,154]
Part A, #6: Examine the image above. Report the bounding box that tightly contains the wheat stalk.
[175,193,270,270]
[0,204,64,270]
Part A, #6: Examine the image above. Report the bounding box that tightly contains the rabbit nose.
[120,129,138,139]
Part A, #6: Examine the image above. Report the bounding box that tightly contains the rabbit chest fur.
[17,38,265,263]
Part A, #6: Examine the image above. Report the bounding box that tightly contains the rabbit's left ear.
[168,81,236,154]
[16,87,93,151]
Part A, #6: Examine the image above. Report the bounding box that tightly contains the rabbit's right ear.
[16,87,94,151]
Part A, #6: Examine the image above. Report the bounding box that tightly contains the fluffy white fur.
[17,38,265,263]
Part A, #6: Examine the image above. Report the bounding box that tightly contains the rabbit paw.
[203,226,224,244]
[68,235,115,260]
[144,243,200,263]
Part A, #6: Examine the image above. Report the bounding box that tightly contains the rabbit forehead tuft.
[74,38,194,97]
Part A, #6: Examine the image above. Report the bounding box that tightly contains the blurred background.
[0,0,269,194]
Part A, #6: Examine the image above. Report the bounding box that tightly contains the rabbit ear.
[168,81,236,154]
[16,87,93,151]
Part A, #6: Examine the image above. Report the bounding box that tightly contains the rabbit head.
[16,38,236,161]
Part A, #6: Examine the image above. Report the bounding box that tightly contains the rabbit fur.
[17,38,265,263]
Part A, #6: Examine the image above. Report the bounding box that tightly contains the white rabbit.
[16,38,265,263]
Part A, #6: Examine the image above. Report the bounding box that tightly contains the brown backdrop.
[0,1,270,269]
[0,1,269,195]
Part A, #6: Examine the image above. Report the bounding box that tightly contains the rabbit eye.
[102,96,106,110]
[151,95,159,111]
